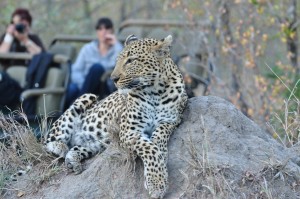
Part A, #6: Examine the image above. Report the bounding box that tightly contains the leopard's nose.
[111,75,120,83]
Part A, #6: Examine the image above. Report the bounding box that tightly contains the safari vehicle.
[0,51,70,140]
[0,19,211,122]
[0,52,69,118]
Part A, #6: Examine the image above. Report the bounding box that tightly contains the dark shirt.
[0,33,45,68]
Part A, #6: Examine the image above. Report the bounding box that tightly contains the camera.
[15,24,26,33]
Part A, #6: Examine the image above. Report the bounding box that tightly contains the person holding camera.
[65,17,123,108]
[0,8,45,68]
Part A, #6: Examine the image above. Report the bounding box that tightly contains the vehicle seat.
[34,67,66,115]
[6,57,69,117]
[48,43,77,63]
[6,66,27,88]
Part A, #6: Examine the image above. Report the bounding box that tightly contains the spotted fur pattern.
[44,35,188,198]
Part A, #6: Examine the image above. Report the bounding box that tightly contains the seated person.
[0,8,45,69]
[66,17,123,107]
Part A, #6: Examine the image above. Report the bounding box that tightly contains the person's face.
[96,25,113,43]
[12,15,29,27]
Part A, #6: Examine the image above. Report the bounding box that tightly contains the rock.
[5,96,300,198]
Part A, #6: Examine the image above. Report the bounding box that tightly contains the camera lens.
[15,24,25,33]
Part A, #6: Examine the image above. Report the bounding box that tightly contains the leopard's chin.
[118,88,131,95]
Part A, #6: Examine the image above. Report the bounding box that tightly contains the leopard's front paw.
[144,169,168,199]
[65,150,83,174]
[65,159,83,174]
[45,141,68,158]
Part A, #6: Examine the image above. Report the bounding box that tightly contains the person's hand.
[6,24,15,35]
[104,34,117,46]
[13,27,29,43]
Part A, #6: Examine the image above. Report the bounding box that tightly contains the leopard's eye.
[126,59,132,64]
[125,58,136,65]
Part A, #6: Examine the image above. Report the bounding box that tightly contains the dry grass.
[178,117,235,199]
[177,115,299,199]
[179,139,234,199]
[0,105,136,198]
[266,65,300,147]
[267,98,300,147]
[0,110,63,197]
[180,138,293,199]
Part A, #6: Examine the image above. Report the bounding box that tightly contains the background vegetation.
[0,0,299,144]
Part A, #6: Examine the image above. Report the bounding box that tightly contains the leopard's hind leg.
[64,108,111,174]
[44,94,98,159]
[65,129,109,174]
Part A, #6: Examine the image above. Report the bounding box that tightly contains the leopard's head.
[111,35,172,93]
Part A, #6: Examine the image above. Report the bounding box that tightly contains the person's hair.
[11,8,32,26]
[95,17,114,31]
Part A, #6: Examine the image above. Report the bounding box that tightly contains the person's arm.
[23,39,42,55]
[29,35,45,52]
[112,41,123,55]
[71,45,87,89]
[18,34,43,55]
[13,29,43,55]
[107,41,123,69]
[0,34,13,53]
[0,25,15,53]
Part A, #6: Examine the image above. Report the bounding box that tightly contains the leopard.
[44,34,188,198]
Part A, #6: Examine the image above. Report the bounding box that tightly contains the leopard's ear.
[160,35,172,47]
[154,35,173,58]
[125,34,138,46]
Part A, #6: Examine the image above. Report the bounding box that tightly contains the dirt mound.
[4,96,300,198]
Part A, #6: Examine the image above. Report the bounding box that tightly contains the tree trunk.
[286,0,298,74]
[82,0,93,30]
[120,0,127,22]
[220,1,249,116]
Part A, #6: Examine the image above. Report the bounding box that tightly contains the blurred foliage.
[0,0,178,46]
[265,64,300,99]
